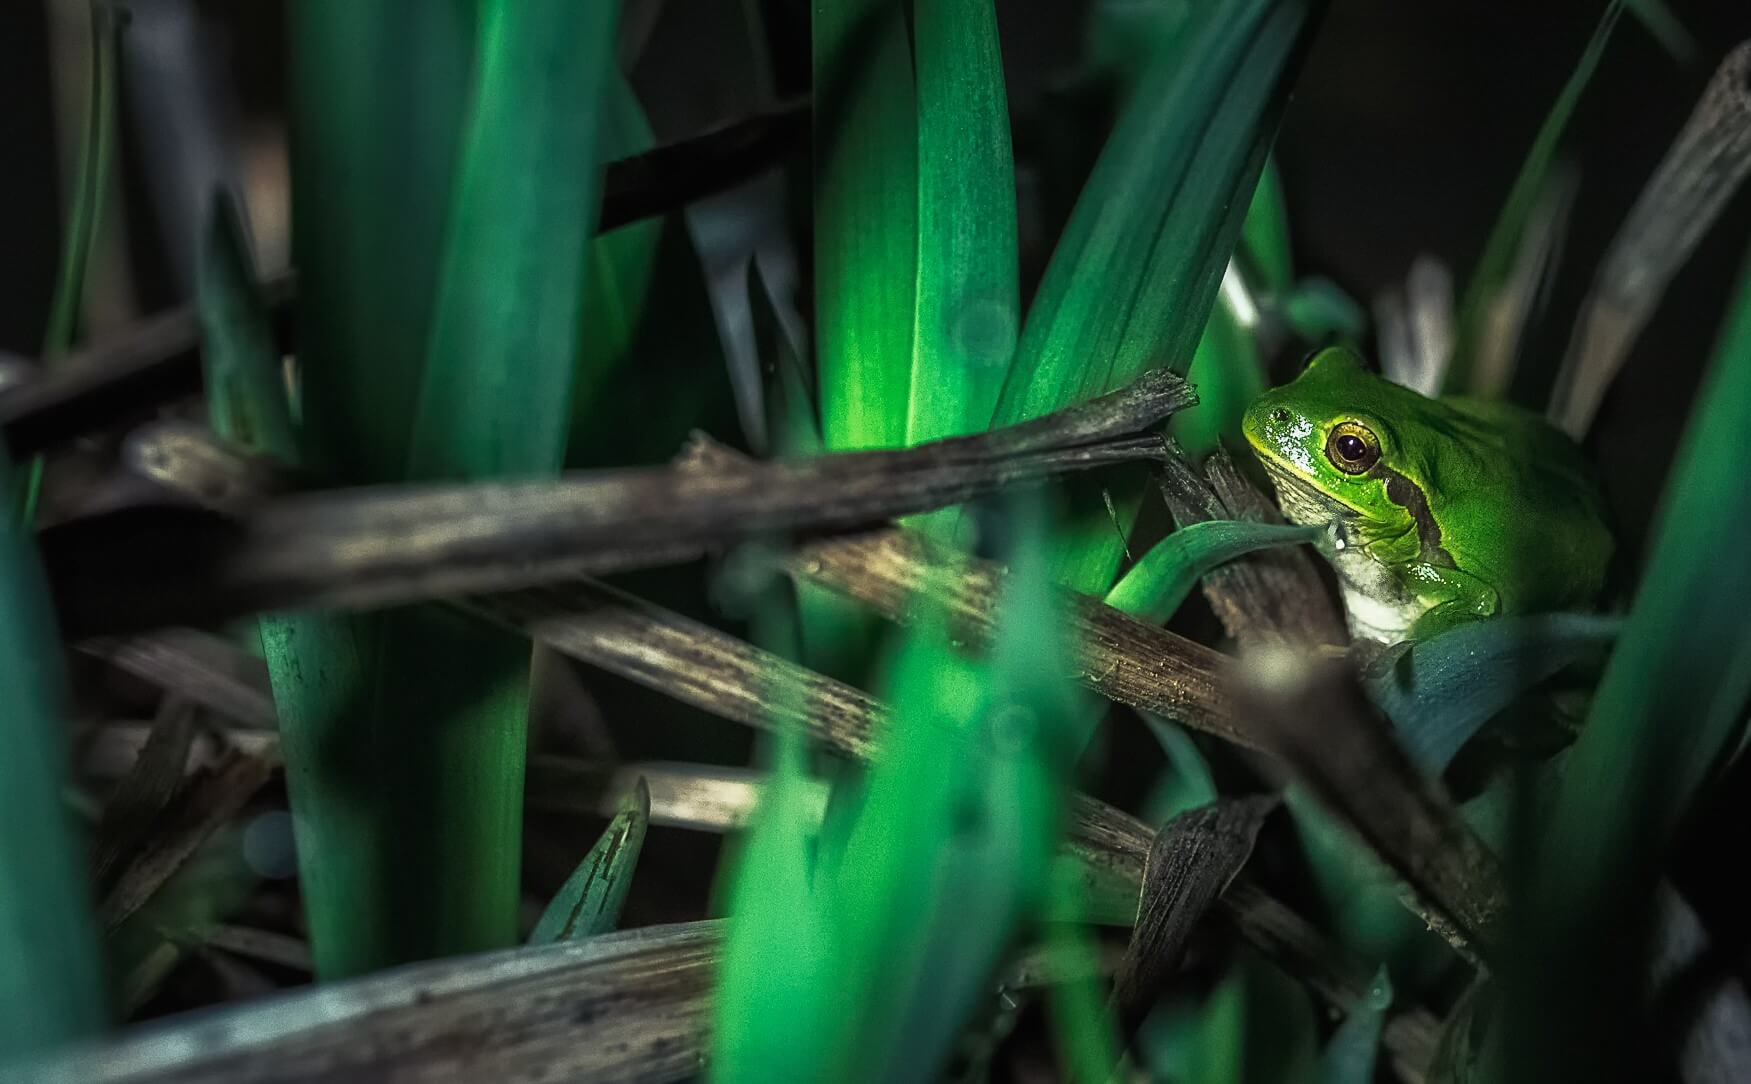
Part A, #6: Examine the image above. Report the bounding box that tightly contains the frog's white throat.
[1257,456,1426,643]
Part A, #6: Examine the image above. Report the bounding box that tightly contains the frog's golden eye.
[1325,421,1380,475]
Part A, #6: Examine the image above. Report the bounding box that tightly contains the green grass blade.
[907,0,1019,446]
[42,3,123,358]
[1447,1,1623,397]
[1499,249,1751,1080]
[990,0,1324,592]
[406,0,619,479]
[196,191,297,461]
[529,779,650,944]
[17,3,126,523]
[1105,520,1322,626]
[1624,0,1694,64]
[281,0,620,976]
[1,450,105,1057]
[814,0,916,452]
[289,0,477,486]
[802,0,916,679]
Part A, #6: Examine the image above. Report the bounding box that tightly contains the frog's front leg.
[1404,563,1500,641]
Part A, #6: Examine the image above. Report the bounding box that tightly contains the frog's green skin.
[1241,348,1612,643]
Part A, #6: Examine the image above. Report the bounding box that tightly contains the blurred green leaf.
[907,0,1019,447]
[1362,613,1618,773]
[1319,967,1393,1084]
[1624,0,1694,64]
[716,503,1092,1083]
[529,779,650,944]
[713,710,835,1083]
[990,0,1324,592]
[1,449,105,1057]
[1500,249,1751,1080]
[1141,714,1220,825]
[1143,953,1320,1084]
[1106,519,1322,626]
[1046,860,1125,1084]
[1448,1,1622,397]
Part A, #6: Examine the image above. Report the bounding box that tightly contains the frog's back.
[1433,395,1613,614]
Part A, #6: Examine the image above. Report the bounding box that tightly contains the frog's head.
[1241,348,1407,530]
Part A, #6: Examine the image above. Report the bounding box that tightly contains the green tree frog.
[1241,348,1612,643]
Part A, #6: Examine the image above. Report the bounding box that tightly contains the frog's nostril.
[1271,408,1290,424]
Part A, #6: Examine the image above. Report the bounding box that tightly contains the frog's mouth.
[1254,452,1365,529]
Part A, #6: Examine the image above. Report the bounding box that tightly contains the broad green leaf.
[990,0,1324,592]
[1106,520,1322,626]
[907,0,1019,446]
[1498,250,1751,1079]
[1362,612,1619,773]
[814,0,916,452]
[1447,2,1622,397]
[529,779,650,944]
[1,449,104,1057]
[1319,967,1393,1084]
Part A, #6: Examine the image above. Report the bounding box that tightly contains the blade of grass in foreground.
[989,0,1324,593]
[0,449,105,1057]
[715,505,1091,1083]
[1499,249,1751,1081]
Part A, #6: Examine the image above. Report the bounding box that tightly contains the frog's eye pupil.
[1324,423,1379,474]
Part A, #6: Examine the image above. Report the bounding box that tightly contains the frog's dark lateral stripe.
[1376,465,1455,567]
